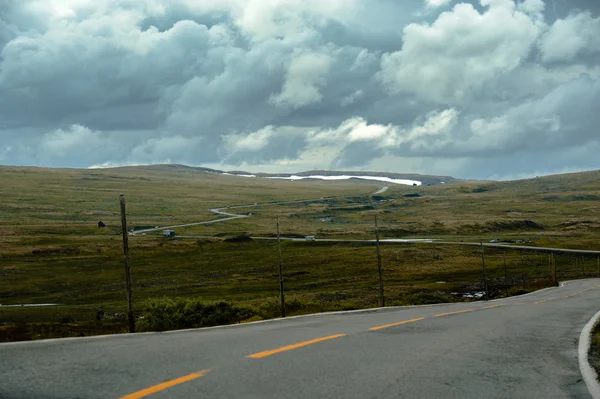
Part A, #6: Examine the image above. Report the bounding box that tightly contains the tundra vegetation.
[1,165,599,341]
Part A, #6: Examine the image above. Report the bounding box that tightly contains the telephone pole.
[521,254,526,290]
[552,252,557,286]
[119,195,135,333]
[276,215,286,318]
[375,215,385,307]
[480,241,489,301]
[503,251,509,297]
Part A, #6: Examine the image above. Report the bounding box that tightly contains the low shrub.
[137,297,258,332]
[392,292,452,306]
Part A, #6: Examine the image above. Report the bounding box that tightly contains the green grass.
[590,322,600,379]
[1,165,600,341]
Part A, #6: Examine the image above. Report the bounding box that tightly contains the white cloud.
[539,11,600,63]
[0,145,11,161]
[41,124,105,156]
[425,0,451,9]
[226,0,356,42]
[224,126,275,152]
[390,109,459,151]
[128,135,203,164]
[347,120,393,142]
[304,109,459,155]
[2,0,600,179]
[379,0,544,103]
[270,50,333,108]
[517,0,545,17]
[340,90,364,106]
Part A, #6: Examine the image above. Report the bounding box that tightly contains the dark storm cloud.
[0,0,599,179]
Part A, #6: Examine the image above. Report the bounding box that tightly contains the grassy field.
[1,165,599,341]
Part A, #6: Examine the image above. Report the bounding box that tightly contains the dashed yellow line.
[117,285,600,398]
[369,317,425,331]
[119,370,210,399]
[435,309,474,317]
[248,334,347,359]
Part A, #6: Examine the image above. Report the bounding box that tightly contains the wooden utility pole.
[521,254,526,290]
[276,215,286,318]
[597,256,599,278]
[119,195,135,333]
[552,253,557,286]
[375,215,385,307]
[480,241,489,301]
[503,251,509,297]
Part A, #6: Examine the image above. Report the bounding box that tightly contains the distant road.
[133,189,600,255]
[176,234,600,256]
[373,185,389,194]
[131,186,385,236]
[2,279,599,398]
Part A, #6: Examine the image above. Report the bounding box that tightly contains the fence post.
[119,195,135,333]
[375,215,385,307]
[276,215,286,318]
[480,241,489,301]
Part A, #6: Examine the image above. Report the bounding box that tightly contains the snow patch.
[229,174,421,186]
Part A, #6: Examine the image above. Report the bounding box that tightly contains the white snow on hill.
[228,174,421,186]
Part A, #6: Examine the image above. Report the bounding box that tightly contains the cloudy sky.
[1,0,599,179]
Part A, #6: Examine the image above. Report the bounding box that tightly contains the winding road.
[2,279,600,398]
[132,188,600,256]
[16,185,587,397]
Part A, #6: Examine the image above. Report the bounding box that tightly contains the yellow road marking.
[435,309,474,317]
[483,305,502,309]
[369,317,424,331]
[248,334,347,359]
[535,299,547,304]
[119,370,210,399]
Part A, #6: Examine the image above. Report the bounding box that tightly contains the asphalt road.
[174,234,600,255]
[373,185,389,195]
[2,279,600,399]
[130,196,343,235]
[132,192,600,256]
